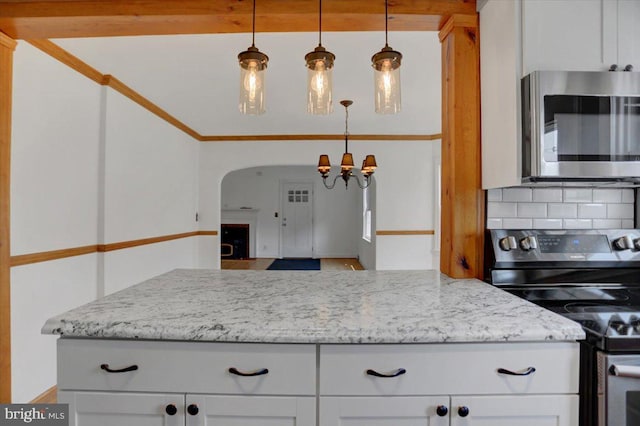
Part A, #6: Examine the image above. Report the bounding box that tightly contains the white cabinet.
[320,396,449,426]
[59,391,185,426]
[57,339,580,426]
[618,0,640,70]
[449,395,578,426]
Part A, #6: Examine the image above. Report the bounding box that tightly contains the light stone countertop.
[42,269,585,343]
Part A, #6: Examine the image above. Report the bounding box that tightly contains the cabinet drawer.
[58,339,316,395]
[320,342,578,395]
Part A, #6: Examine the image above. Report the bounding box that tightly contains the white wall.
[10,41,102,402]
[199,140,441,270]
[10,43,201,401]
[221,166,361,259]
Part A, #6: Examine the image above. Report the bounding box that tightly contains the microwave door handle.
[610,365,640,379]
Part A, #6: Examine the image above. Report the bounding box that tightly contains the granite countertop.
[42,269,585,344]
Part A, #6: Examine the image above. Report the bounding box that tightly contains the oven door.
[598,352,640,426]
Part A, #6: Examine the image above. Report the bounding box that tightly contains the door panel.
[281,182,313,258]
[187,394,315,426]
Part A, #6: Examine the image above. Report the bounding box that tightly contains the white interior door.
[281,182,313,258]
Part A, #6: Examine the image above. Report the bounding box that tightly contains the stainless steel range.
[486,229,640,426]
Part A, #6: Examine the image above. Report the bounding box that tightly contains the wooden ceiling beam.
[0,0,476,39]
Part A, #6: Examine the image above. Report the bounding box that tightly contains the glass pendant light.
[371,0,402,114]
[305,0,335,115]
[238,0,269,115]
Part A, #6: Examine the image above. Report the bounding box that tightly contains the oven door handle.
[610,364,640,379]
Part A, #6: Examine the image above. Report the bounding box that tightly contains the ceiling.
[49,31,442,137]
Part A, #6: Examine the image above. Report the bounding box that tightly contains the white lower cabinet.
[449,395,578,426]
[57,339,580,426]
[59,391,315,426]
[320,396,449,426]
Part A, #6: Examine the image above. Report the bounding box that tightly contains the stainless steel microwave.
[521,70,640,185]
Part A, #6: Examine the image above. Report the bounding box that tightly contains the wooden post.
[0,31,16,403]
[439,15,484,279]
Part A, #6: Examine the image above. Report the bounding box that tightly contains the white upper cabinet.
[522,0,617,74]
[617,0,640,70]
[522,0,640,74]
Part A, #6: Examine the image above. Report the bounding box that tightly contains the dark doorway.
[221,224,250,259]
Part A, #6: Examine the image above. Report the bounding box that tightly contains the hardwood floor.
[221,258,364,270]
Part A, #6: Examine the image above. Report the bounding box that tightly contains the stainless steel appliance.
[522,71,640,185]
[486,229,640,426]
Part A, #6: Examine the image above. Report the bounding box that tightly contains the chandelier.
[305,0,335,115]
[317,100,377,189]
[371,0,402,114]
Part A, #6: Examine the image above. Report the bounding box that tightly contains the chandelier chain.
[318,0,323,46]
[252,0,256,46]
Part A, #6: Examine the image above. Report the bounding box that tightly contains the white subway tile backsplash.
[532,188,563,202]
[564,219,592,229]
[487,202,518,218]
[563,188,592,203]
[622,189,635,203]
[548,203,578,218]
[503,218,533,229]
[517,203,547,217]
[533,219,563,229]
[503,187,532,202]
[578,204,607,219]
[608,203,635,219]
[593,219,622,229]
[593,189,622,203]
[486,187,636,230]
[487,189,503,202]
[486,218,503,229]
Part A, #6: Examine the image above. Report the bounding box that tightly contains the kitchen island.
[43,269,585,425]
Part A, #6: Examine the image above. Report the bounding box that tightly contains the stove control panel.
[490,229,640,263]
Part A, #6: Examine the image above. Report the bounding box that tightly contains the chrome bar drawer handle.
[497,367,536,376]
[100,363,138,373]
[610,365,640,379]
[366,368,406,378]
[228,367,269,377]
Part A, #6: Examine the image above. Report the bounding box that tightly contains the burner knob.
[499,236,518,251]
[634,238,640,251]
[519,236,538,251]
[613,235,633,251]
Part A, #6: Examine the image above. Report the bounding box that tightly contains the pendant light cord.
[384,0,389,47]
[318,0,323,46]
[252,0,256,47]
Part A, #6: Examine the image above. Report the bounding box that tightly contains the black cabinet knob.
[187,404,199,416]
[458,406,470,417]
[165,404,177,416]
[436,405,448,417]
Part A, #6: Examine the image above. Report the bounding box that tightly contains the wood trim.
[201,134,442,142]
[9,231,218,267]
[10,245,98,267]
[30,386,56,404]
[439,16,484,279]
[0,1,476,39]
[438,14,479,42]
[0,31,16,49]
[103,75,202,141]
[0,31,14,403]
[26,39,105,85]
[376,230,436,236]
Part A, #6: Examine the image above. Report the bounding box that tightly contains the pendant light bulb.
[372,0,402,114]
[238,0,269,115]
[305,0,335,115]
